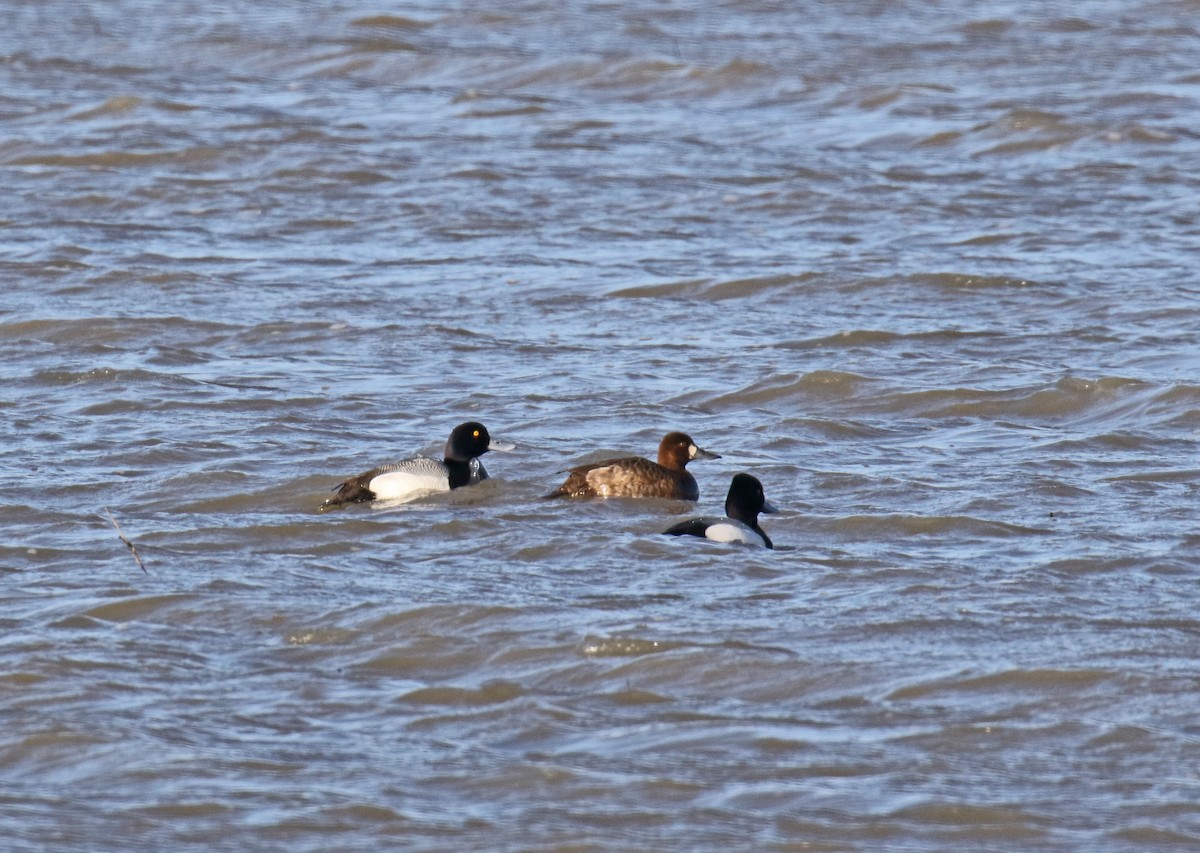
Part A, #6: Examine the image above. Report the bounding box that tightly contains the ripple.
[607,273,820,300]
[399,680,525,706]
[830,514,1048,538]
[581,637,682,657]
[888,668,1115,702]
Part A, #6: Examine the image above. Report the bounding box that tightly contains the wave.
[878,376,1156,422]
[6,148,224,169]
[0,316,229,346]
[701,371,876,410]
[827,514,1046,538]
[775,328,1001,350]
[886,666,1114,701]
[399,680,525,707]
[79,593,201,624]
[608,272,822,301]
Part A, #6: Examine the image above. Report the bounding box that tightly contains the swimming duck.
[663,473,777,548]
[322,421,501,508]
[544,431,719,500]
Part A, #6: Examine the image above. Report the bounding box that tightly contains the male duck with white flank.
[323,421,504,508]
[544,431,719,501]
[664,472,778,548]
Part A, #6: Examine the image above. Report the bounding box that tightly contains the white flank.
[704,520,766,548]
[367,459,450,502]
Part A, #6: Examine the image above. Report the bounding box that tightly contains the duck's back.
[550,456,697,500]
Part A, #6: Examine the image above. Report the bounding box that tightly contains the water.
[4,1,1200,849]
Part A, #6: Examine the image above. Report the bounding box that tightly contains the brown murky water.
[5,1,1200,850]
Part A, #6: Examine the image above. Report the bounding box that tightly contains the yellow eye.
[473,430,480,437]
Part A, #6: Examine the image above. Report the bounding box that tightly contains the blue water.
[4,1,1200,850]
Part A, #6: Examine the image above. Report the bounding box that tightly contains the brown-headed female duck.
[544,431,719,500]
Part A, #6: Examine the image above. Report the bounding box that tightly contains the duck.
[322,421,502,508]
[663,473,777,548]
[544,431,719,500]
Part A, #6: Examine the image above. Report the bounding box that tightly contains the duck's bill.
[761,499,780,514]
[692,446,721,460]
[488,439,516,452]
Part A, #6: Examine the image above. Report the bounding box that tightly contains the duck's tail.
[320,479,374,510]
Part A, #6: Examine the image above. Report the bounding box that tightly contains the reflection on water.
[4,1,1200,849]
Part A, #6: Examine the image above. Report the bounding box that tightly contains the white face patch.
[688,444,698,458]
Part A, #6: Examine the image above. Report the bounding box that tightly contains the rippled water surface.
[5,1,1200,850]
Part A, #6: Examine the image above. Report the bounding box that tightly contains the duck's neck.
[445,458,472,489]
[659,452,686,472]
[726,502,752,525]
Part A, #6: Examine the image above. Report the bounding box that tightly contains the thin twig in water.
[104,507,147,574]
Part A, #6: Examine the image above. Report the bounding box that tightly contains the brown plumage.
[544,431,719,500]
